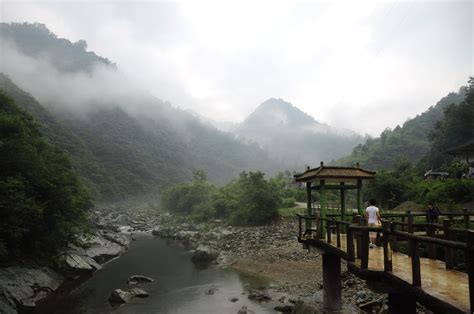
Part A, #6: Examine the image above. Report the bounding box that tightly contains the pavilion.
[294,161,376,238]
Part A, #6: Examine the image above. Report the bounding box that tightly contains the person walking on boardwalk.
[365,199,381,248]
[426,202,440,223]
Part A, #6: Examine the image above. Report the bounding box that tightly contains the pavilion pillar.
[357,178,363,216]
[320,179,326,239]
[306,181,312,229]
[340,182,346,222]
[323,253,342,312]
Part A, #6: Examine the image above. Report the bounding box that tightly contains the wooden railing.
[297,212,474,312]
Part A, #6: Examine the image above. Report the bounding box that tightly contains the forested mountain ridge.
[0,22,114,72]
[234,98,364,168]
[336,89,467,170]
[0,23,281,202]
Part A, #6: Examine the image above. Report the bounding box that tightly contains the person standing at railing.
[365,199,381,248]
[426,202,440,223]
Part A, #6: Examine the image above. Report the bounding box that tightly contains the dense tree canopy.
[0,93,91,257]
[162,170,281,225]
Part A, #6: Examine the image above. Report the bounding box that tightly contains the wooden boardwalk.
[326,233,470,312]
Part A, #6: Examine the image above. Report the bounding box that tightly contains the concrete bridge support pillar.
[322,253,342,312]
[388,292,416,314]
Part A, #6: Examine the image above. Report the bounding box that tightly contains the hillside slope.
[336,89,467,169]
[0,23,280,201]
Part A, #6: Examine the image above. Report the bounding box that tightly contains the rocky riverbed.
[0,205,428,313]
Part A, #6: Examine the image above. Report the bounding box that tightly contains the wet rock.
[57,253,94,273]
[102,232,131,247]
[0,267,63,311]
[109,289,133,303]
[127,275,154,285]
[130,288,149,298]
[192,246,218,263]
[228,297,239,302]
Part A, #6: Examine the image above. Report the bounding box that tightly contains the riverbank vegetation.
[0,93,91,259]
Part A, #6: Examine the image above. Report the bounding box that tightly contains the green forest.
[0,93,91,258]
[0,22,473,259]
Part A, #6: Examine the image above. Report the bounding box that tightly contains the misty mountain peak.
[244,98,319,127]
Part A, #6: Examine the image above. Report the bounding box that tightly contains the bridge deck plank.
[324,233,469,312]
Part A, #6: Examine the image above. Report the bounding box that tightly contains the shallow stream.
[39,234,276,314]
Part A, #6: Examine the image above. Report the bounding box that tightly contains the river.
[40,234,277,314]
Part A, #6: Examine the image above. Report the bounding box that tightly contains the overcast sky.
[1,0,472,136]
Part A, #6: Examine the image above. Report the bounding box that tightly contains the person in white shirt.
[365,199,381,248]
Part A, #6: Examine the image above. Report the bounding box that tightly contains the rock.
[192,246,218,263]
[237,305,248,314]
[57,253,94,273]
[117,226,133,233]
[127,275,154,285]
[228,297,239,302]
[84,241,124,263]
[247,290,271,302]
[0,299,16,314]
[109,289,133,303]
[130,288,149,298]
[274,304,293,313]
[102,232,131,247]
[204,287,218,295]
[0,267,63,311]
[291,300,317,314]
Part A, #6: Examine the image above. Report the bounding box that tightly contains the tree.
[229,171,281,225]
[0,92,91,256]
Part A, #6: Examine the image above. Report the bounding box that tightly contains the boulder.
[127,275,154,285]
[102,232,131,247]
[0,267,63,311]
[130,288,149,298]
[109,289,133,303]
[57,253,94,273]
[191,246,218,263]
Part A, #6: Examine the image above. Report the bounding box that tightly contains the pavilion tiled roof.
[294,163,376,182]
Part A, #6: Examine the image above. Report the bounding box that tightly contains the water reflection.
[40,235,275,314]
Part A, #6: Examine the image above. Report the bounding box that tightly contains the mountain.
[0,22,115,73]
[233,98,364,168]
[0,22,281,202]
[336,89,467,170]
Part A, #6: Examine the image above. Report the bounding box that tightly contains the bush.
[161,170,217,220]
[408,179,474,205]
[281,197,296,208]
[161,170,281,225]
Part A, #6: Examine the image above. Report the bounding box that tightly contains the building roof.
[294,162,376,182]
[424,169,449,177]
[446,139,474,154]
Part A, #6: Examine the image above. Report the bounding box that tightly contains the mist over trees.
[0,92,91,257]
[360,78,474,209]
[234,98,364,169]
[337,88,467,170]
[0,23,281,202]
